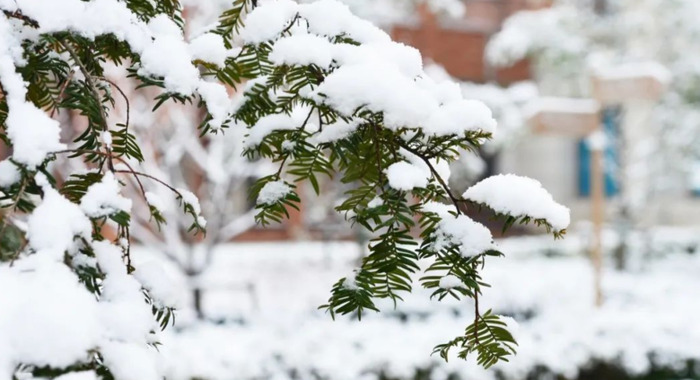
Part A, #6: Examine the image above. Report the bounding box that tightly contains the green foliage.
[321,270,379,320]
[251,176,301,225]
[0,221,24,262]
[433,310,518,368]
[287,141,333,194]
[0,0,568,375]
[215,0,251,48]
[469,201,568,239]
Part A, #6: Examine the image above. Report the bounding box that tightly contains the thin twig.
[472,261,480,345]
[53,149,147,200]
[280,13,300,36]
[2,10,39,28]
[61,40,115,172]
[371,122,384,182]
[400,141,464,215]
[274,107,315,179]
[50,69,75,118]
[103,78,130,133]
[114,169,182,198]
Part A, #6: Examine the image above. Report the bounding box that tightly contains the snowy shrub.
[0,0,569,378]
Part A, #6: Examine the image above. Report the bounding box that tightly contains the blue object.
[578,107,620,197]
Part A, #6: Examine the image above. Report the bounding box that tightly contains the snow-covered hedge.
[150,239,700,380]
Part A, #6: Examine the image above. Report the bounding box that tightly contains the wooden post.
[590,142,605,307]
[589,63,669,305]
[526,97,604,306]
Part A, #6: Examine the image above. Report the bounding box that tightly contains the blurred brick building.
[392,0,550,84]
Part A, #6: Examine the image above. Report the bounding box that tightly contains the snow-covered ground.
[133,232,700,380]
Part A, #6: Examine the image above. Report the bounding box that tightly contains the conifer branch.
[61,40,115,172]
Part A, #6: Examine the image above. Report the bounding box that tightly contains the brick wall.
[391,0,550,84]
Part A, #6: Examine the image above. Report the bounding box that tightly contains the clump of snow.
[424,63,538,150]
[385,150,451,191]
[298,0,390,44]
[189,33,228,67]
[101,342,160,380]
[197,81,231,130]
[139,34,199,94]
[421,201,454,218]
[342,270,359,290]
[281,140,296,151]
[0,159,20,188]
[177,189,207,228]
[26,187,92,261]
[5,101,66,169]
[419,66,463,104]
[424,99,497,136]
[80,172,132,218]
[309,119,361,144]
[239,0,299,44]
[145,191,167,214]
[347,41,423,78]
[147,14,182,37]
[257,180,293,205]
[463,174,570,232]
[134,261,181,308]
[93,240,126,275]
[93,241,158,352]
[385,161,429,191]
[0,17,65,170]
[72,252,97,269]
[313,63,437,131]
[244,107,312,148]
[430,214,494,257]
[438,275,463,289]
[0,261,102,376]
[269,34,335,68]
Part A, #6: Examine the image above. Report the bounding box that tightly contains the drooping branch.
[114,169,183,198]
[104,78,131,133]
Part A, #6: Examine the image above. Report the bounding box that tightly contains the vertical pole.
[590,143,604,307]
